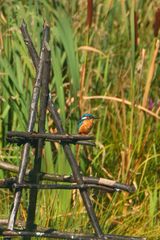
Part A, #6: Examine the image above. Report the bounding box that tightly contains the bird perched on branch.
[78,113,98,135]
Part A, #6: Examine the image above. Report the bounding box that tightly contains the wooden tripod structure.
[0,21,146,240]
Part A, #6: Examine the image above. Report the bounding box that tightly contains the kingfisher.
[78,113,98,135]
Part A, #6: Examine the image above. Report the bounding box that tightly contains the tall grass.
[0,0,160,239]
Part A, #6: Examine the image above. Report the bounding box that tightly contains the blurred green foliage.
[0,0,160,239]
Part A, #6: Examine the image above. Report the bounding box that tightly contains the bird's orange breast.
[78,119,93,134]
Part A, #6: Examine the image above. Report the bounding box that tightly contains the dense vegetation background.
[0,0,160,239]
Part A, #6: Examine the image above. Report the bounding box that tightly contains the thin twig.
[7,131,94,140]
[83,95,160,120]
[26,35,51,231]
[13,183,116,192]
[0,161,135,193]
[20,20,39,70]
[7,137,96,147]
[0,228,146,240]
[0,178,115,192]
[7,131,95,146]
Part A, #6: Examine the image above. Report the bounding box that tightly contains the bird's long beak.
[93,116,100,119]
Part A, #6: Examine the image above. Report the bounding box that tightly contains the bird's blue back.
[78,113,94,128]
